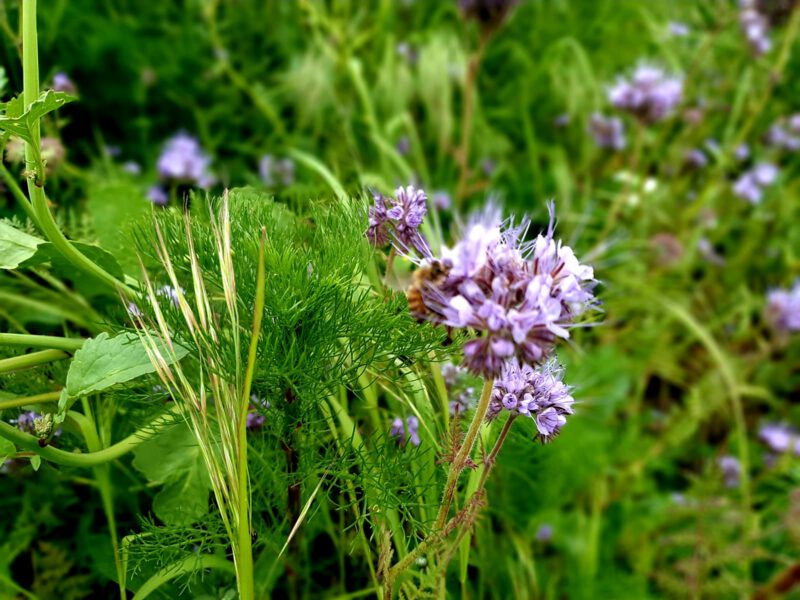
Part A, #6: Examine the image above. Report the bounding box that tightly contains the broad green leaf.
[0,220,46,269]
[0,90,75,143]
[132,422,210,526]
[0,438,15,463]
[65,332,189,399]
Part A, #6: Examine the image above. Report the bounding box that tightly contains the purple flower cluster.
[414,203,595,377]
[152,133,215,200]
[246,393,271,430]
[766,114,800,151]
[765,280,800,332]
[488,358,574,440]
[13,412,39,435]
[259,155,296,187]
[366,185,431,256]
[740,0,772,55]
[608,63,683,123]
[441,362,475,416]
[53,72,77,95]
[759,422,800,455]
[588,113,626,150]
[390,415,420,447]
[717,455,741,488]
[732,162,779,203]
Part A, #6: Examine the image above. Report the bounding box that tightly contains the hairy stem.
[475,414,516,493]
[435,376,494,531]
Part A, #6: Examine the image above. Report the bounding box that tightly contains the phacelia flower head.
[390,415,421,447]
[13,411,39,435]
[608,63,683,123]
[765,114,800,151]
[405,202,596,377]
[588,113,626,150]
[53,72,77,95]
[759,422,800,455]
[732,162,779,204]
[259,155,295,187]
[765,280,800,332]
[488,358,574,441]
[717,455,741,488]
[156,133,215,189]
[740,1,772,55]
[366,185,431,257]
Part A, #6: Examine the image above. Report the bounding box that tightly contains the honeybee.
[407,259,450,320]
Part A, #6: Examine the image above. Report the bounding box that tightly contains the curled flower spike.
[366,185,431,257]
[489,358,574,441]
[404,202,596,377]
[608,63,683,123]
[389,415,420,447]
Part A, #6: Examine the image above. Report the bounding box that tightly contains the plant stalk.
[0,333,85,351]
[0,349,69,373]
[434,376,493,530]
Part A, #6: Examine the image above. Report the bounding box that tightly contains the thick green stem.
[21,0,132,296]
[0,405,181,467]
[0,349,69,373]
[434,377,494,531]
[0,333,85,351]
[73,404,126,599]
[0,390,60,411]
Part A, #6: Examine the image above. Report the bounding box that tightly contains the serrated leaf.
[0,90,75,143]
[65,332,189,399]
[132,422,210,526]
[0,438,15,462]
[0,220,47,269]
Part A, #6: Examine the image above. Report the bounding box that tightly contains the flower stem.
[0,390,60,411]
[435,376,493,531]
[0,333,86,351]
[233,227,267,600]
[475,414,516,493]
[21,0,133,296]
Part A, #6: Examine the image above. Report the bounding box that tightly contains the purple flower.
[366,185,431,256]
[734,143,751,161]
[406,203,596,377]
[684,149,708,169]
[668,21,690,37]
[535,524,553,542]
[53,72,77,95]
[147,185,169,206]
[588,113,626,150]
[127,302,144,319]
[246,394,270,430]
[432,191,452,211]
[489,358,574,442]
[156,133,215,188]
[733,163,778,204]
[766,281,800,332]
[740,1,772,55]
[390,415,420,447]
[396,42,418,64]
[608,63,683,123]
[13,412,39,435]
[157,285,184,307]
[122,161,142,175]
[717,455,741,488]
[766,117,800,151]
[395,136,411,156]
[759,422,800,454]
[259,155,295,187]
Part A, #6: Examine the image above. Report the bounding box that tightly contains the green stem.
[0,161,41,229]
[434,377,494,531]
[0,405,181,467]
[0,333,85,351]
[73,403,125,599]
[0,349,69,373]
[0,390,60,411]
[475,414,516,493]
[131,555,235,600]
[233,228,266,600]
[21,0,133,296]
